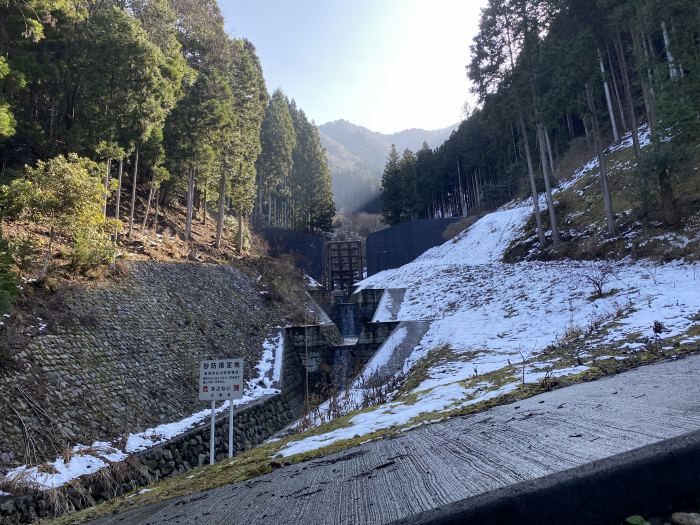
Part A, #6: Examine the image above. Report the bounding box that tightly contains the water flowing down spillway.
[333,297,360,342]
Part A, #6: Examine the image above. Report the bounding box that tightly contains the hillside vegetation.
[379,0,700,245]
[319,120,457,212]
[0,0,335,318]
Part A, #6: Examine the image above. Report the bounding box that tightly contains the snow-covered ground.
[277,129,699,457]
[305,274,323,290]
[280,211,699,455]
[4,331,286,491]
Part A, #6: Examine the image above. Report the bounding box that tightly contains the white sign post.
[199,358,244,465]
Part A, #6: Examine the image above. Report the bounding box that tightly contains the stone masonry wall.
[0,326,308,524]
[0,262,290,468]
[0,277,387,524]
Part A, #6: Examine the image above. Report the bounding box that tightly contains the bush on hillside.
[0,228,18,313]
[0,154,118,272]
[11,233,42,274]
[71,228,115,271]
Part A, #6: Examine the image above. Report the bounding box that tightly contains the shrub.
[582,264,614,298]
[71,228,115,271]
[1,153,115,272]
[12,233,42,274]
[3,153,103,236]
[0,228,18,313]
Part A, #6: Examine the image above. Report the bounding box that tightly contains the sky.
[220,0,486,134]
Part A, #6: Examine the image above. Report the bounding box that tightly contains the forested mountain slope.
[379,0,700,242]
[0,0,335,321]
[319,120,457,211]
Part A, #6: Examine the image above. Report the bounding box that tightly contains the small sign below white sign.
[199,358,244,401]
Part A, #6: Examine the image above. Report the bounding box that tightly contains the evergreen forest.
[0,0,335,294]
[380,0,700,244]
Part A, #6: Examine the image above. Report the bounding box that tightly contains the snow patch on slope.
[279,129,699,456]
[5,332,286,491]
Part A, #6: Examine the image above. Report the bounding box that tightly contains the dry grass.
[442,213,487,241]
[43,328,700,525]
[295,358,407,432]
[0,468,42,496]
[504,138,700,263]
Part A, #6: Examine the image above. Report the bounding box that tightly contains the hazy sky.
[220,0,485,134]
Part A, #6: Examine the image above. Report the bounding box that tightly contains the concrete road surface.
[94,354,700,525]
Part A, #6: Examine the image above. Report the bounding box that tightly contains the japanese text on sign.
[199,359,244,401]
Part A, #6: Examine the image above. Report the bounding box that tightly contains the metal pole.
[228,401,234,458]
[304,324,309,414]
[210,399,216,465]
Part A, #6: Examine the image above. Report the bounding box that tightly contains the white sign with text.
[198,358,244,401]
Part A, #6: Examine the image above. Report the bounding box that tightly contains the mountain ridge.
[319,119,459,212]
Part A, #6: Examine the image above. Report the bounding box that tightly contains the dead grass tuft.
[443,213,487,241]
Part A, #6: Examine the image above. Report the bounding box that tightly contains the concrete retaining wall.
[287,321,398,393]
[0,262,293,468]
[0,328,307,524]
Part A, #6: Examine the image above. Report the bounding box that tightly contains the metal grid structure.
[325,240,364,290]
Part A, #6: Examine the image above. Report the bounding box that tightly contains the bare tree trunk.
[457,160,467,217]
[599,48,620,142]
[141,181,155,233]
[566,111,575,139]
[272,197,276,227]
[114,158,123,243]
[511,122,520,169]
[237,215,244,255]
[630,25,658,140]
[185,165,195,243]
[191,178,198,222]
[608,46,628,131]
[518,113,546,247]
[544,126,555,175]
[43,225,54,274]
[266,185,272,226]
[586,83,617,235]
[215,171,226,249]
[256,174,263,224]
[636,27,676,224]
[202,182,207,226]
[115,159,123,220]
[641,30,656,100]
[640,62,657,138]
[103,158,112,219]
[152,189,160,232]
[128,147,139,239]
[661,21,680,80]
[536,121,560,245]
[615,32,641,159]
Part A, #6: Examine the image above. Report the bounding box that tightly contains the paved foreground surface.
[96,355,700,525]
